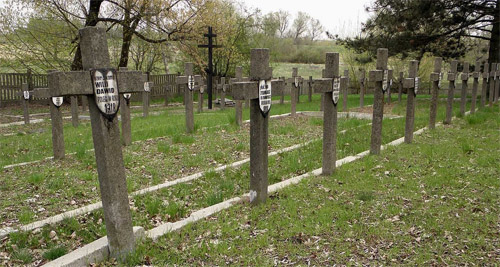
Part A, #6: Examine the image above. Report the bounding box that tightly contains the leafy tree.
[308,18,324,41]
[337,0,499,64]
[291,11,310,42]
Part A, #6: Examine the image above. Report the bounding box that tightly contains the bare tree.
[275,10,289,38]
[292,11,310,42]
[308,18,324,41]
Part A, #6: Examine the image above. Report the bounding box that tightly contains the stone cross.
[470,61,481,114]
[369,48,391,155]
[143,73,151,117]
[459,62,470,116]
[342,69,349,112]
[176,63,201,133]
[359,69,366,107]
[230,66,244,126]
[403,60,419,143]
[231,48,284,205]
[198,78,206,113]
[494,63,499,103]
[429,57,442,129]
[480,63,489,108]
[48,27,147,259]
[33,76,65,160]
[217,77,227,110]
[20,83,30,124]
[308,76,313,102]
[444,60,458,124]
[71,96,79,127]
[313,53,340,175]
[118,67,133,146]
[488,63,497,106]
[397,71,404,103]
[286,68,302,116]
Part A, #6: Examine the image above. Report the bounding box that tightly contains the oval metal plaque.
[144,82,150,92]
[294,77,299,88]
[52,97,63,107]
[259,80,272,115]
[91,69,120,120]
[23,91,30,100]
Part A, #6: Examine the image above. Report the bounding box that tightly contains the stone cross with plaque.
[176,63,201,133]
[48,27,147,259]
[480,63,489,108]
[489,63,497,106]
[198,78,206,113]
[445,60,458,124]
[230,66,245,126]
[493,63,499,104]
[143,75,151,117]
[342,69,349,112]
[217,77,228,110]
[397,71,404,103]
[313,52,341,175]
[19,83,31,124]
[470,61,481,114]
[429,57,443,129]
[459,62,470,116]
[369,48,392,155]
[403,60,419,143]
[231,48,284,205]
[359,69,366,107]
[285,68,303,116]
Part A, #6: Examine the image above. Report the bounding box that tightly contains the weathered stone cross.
[48,27,146,259]
[369,48,392,155]
[492,63,499,104]
[403,60,419,143]
[198,77,206,113]
[397,71,404,103]
[143,73,151,117]
[230,66,244,126]
[285,68,303,116]
[19,83,31,124]
[480,63,489,108]
[307,76,313,102]
[176,63,202,133]
[459,62,470,116]
[429,57,442,129]
[216,77,228,110]
[445,60,458,124]
[489,63,497,106]
[313,52,341,175]
[359,68,366,107]
[342,69,349,112]
[470,61,481,114]
[231,48,284,205]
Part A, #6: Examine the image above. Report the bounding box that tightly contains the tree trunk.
[70,0,103,71]
[488,0,500,64]
[119,25,134,68]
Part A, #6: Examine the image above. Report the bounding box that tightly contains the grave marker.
[198,80,206,113]
[143,74,151,117]
[217,77,227,110]
[403,60,419,143]
[231,48,284,205]
[369,48,390,155]
[231,66,244,126]
[494,63,499,103]
[286,68,302,116]
[176,63,201,133]
[48,27,147,259]
[313,53,340,175]
[342,69,349,112]
[21,83,30,124]
[429,57,442,129]
[470,61,480,113]
[489,63,497,106]
[459,62,470,116]
[359,69,366,107]
[480,63,489,108]
[119,67,132,146]
[308,76,313,102]
[397,71,403,103]
[71,96,79,127]
[444,60,458,124]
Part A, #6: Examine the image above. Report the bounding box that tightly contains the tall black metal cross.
[198,26,222,109]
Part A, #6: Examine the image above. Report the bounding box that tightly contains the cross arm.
[430,73,440,82]
[231,79,284,100]
[32,88,51,98]
[369,70,384,81]
[313,78,333,93]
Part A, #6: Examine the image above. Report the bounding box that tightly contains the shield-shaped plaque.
[23,91,30,100]
[91,69,120,120]
[144,82,150,92]
[294,77,299,88]
[332,78,340,105]
[188,75,195,91]
[259,80,272,116]
[200,86,205,94]
[123,93,132,100]
[52,97,63,107]
[382,70,389,92]
[414,77,420,95]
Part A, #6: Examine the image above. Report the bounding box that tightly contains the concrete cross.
[489,63,497,106]
[176,63,202,133]
[470,61,481,114]
[285,68,303,116]
[403,60,419,143]
[47,27,147,259]
[459,62,470,116]
[216,77,228,110]
[198,77,206,113]
[359,69,366,107]
[494,63,500,103]
[429,57,443,129]
[143,73,151,117]
[445,60,458,124]
[230,66,244,126]
[397,71,404,103]
[313,52,341,175]
[307,76,313,102]
[231,48,284,205]
[19,83,31,124]
[369,48,391,155]
[342,69,349,112]
[480,63,489,108]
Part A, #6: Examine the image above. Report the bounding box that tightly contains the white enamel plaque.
[332,78,340,105]
[23,91,30,100]
[144,82,150,92]
[188,75,195,90]
[382,70,389,92]
[259,80,272,115]
[52,97,63,107]
[438,72,443,89]
[200,86,205,94]
[123,93,132,100]
[414,77,420,95]
[294,77,299,88]
[91,69,120,119]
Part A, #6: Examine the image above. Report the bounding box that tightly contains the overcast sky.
[239,0,374,38]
